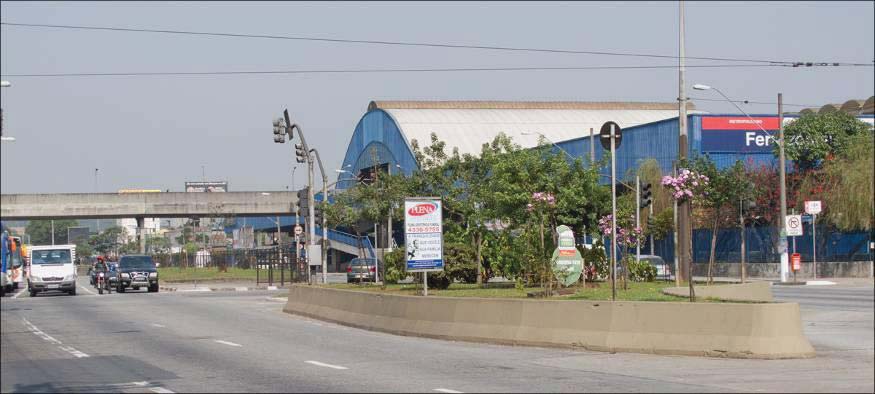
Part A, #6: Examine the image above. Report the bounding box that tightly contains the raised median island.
[283,283,815,359]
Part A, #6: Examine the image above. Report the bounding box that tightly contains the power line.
[1,64,794,78]
[2,21,871,67]
[689,96,819,108]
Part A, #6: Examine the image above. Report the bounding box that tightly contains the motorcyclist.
[94,256,111,294]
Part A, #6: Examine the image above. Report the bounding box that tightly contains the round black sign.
[599,121,622,150]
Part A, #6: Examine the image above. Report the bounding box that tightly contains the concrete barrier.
[662,281,774,302]
[283,285,814,359]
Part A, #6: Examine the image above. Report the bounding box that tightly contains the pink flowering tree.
[526,192,559,293]
[661,169,710,202]
[598,213,644,288]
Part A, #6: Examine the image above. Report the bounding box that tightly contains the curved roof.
[369,100,697,157]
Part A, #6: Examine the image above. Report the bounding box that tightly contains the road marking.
[23,318,90,358]
[180,288,211,292]
[149,387,175,393]
[79,285,96,295]
[267,285,278,290]
[151,323,166,328]
[434,389,463,393]
[305,360,348,370]
[235,287,249,291]
[214,339,242,347]
[806,280,837,286]
[12,288,27,298]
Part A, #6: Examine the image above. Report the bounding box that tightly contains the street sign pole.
[610,124,618,302]
[636,176,641,265]
[812,214,817,279]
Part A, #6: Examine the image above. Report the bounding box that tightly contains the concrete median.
[283,285,815,359]
[662,281,774,302]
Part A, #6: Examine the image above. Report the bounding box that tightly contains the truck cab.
[28,245,78,296]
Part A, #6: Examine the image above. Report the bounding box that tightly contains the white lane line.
[149,387,175,393]
[434,389,464,393]
[23,318,90,358]
[214,339,242,347]
[151,323,166,328]
[12,288,27,298]
[305,360,348,370]
[79,285,96,295]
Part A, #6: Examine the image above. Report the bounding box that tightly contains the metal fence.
[152,247,308,285]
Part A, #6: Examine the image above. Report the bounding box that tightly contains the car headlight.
[31,276,43,282]
[149,272,158,278]
[64,274,75,281]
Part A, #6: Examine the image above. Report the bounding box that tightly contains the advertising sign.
[551,225,583,287]
[404,198,443,272]
[700,116,780,153]
[785,215,803,237]
[185,181,228,193]
[804,200,822,215]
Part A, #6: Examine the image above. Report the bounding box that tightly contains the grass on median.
[157,267,264,282]
[318,280,715,302]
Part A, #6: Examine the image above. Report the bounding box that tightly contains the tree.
[780,112,872,171]
[25,219,79,245]
[89,226,125,256]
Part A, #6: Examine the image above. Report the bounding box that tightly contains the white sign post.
[404,198,444,296]
[805,201,822,278]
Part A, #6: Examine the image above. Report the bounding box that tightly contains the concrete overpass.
[0,191,298,220]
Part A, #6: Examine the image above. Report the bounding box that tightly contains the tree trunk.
[708,213,719,285]
[475,232,483,287]
[740,217,746,284]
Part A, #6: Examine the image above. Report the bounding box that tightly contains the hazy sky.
[1,1,873,194]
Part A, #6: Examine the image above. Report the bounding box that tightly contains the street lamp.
[693,83,790,282]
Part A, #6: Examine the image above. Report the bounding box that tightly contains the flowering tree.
[661,169,710,202]
[598,213,644,289]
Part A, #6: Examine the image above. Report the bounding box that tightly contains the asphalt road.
[2,277,872,393]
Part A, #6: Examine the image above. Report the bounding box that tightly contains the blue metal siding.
[337,110,419,189]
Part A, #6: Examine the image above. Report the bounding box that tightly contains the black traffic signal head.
[641,182,653,208]
[272,118,287,143]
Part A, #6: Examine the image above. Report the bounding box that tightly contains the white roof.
[371,102,696,156]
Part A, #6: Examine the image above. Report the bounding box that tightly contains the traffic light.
[272,118,286,143]
[295,143,307,163]
[296,187,309,213]
[640,182,653,209]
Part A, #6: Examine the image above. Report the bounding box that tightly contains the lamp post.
[693,83,789,283]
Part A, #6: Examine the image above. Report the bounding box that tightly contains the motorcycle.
[95,271,112,295]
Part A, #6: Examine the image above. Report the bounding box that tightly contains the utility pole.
[51,220,55,245]
[778,93,789,283]
[309,149,329,284]
[636,176,641,265]
[589,127,595,164]
[677,0,692,287]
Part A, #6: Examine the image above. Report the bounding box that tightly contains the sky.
[1,1,873,194]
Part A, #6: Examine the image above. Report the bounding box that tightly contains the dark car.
[116,255,159,293]
[346,258,377,283]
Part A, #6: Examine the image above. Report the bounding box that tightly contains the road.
[2,277,872,393]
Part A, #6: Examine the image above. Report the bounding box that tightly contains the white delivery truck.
[27,244,77,297]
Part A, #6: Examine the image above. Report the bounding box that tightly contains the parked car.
[639,255,672,278]
[115,255,159,293]
[346,258,377,283]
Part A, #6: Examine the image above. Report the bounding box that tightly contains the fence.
[632,223,873,264]
[151,247,308,285]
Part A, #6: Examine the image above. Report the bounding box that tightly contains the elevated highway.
[0,191,298,220]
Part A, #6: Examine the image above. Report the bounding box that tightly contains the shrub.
[627,258,657,282]
[580,238,609,281]
[382,248,407,284]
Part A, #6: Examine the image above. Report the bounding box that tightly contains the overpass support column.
[136,217,146,254]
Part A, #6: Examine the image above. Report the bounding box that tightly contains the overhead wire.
[2,21,872,67]
[1,64,793,78]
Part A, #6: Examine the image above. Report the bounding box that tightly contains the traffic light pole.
[310,148,329,284]
[282,110,318,283]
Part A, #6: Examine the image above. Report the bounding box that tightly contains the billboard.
[700,117,780,153]
[185,181,228,193]
[404,198,443,272]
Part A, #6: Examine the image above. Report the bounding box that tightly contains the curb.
[161,286,287,292]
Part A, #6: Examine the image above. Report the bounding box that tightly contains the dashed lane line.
[149,387,175,393]
[22,318,90,358]
[214,339,243,347]
[434,389,464,393]
[305,360,349,370]
[79,285,96,295]
[12,288,27,298]
[151,323,166,328]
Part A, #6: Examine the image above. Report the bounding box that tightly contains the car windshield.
[119,256,155,269]
[31,250,72,265]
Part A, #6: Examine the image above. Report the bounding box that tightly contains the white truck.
[27,244,77,297]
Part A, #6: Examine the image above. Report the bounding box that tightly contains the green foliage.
[382,248,407,284]
[635,158,671,214]
[580,238,609,280]
[89,226,125,255]
[780,112,873,171]
[647,208,674,240]
[806,133,874,231]
[183,242,199,255]
[626,257,657,282]
[25,219,79,245]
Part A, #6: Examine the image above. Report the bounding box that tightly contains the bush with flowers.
[661,168,709,202]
